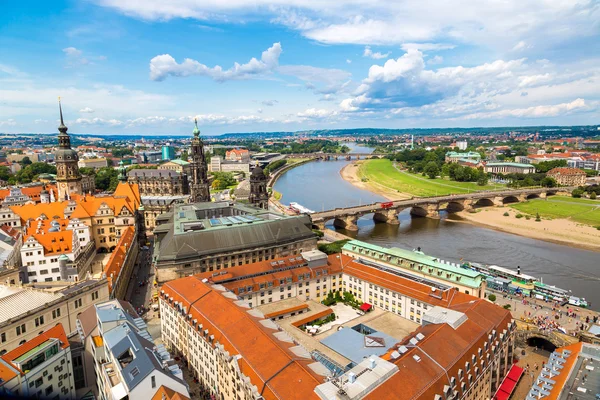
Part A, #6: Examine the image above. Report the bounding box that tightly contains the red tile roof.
[104,226,135,293]
[2,324,69,373]
[161,278,322,400]
[547,167,586,176]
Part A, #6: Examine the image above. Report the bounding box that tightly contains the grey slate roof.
[155,214,314,262]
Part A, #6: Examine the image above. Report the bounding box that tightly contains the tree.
[540,177,557,188]
[591,192,597,200]
[424,161,439,179]
[535,160,567,173]
[476,171,489,186]
[0,166,11,182]
[488,294,496,302]
[95,167,119,191]
[211,179,225,190]
[20,156,32,166]
[79,167,96,176]
[572,188,584,198]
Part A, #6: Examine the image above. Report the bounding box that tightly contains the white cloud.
[297,108,339,120]
[512,40,532,51]
[278,64,352,95]
[363,46,390,59]
[79,107,95,113]
[401,43,456,52]
[346,59,352,64]
[63,47,82,57]
[149,42,282,81]
[261,99,278,106]
[459,98,589,120]
[75,117,124,126]
[427,55,444,65]
[0,119,17,127]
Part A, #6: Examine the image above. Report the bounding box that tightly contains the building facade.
[0,324,76,399]
[20,218,94,283]
[484,162,536,175]
[342,240,487,298]
[0,279,110,354]
[159,159,191,175]
[226,148,250,162]
[76,299,189,400]
[547,167,586,186]
[446,151,481,164]
[162,146,176,161]
[209,156,251,173]
[127,169,189,196]
[78,158,108,170]
[152,202,318,283]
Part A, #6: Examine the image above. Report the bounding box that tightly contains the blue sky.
[1,0,599,135]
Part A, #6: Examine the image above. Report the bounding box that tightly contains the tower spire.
[193,118,200,137]
[58,97,68,134]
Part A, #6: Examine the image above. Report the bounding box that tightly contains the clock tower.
[55,99,83,201]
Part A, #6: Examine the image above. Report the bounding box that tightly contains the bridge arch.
[526,193,540,200]
[502,195,520,204]
[527,336,557,353]
[410,206,429,217]
[445,201,465,213]
[473,198,494,208]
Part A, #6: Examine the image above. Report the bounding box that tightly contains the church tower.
[189,119,211,203]
[249,166,268,209]
[55,99,83,201]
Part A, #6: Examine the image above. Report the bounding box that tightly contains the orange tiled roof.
[161,277,322,400]
[10,201,71,223]
[151,386,190,400]
[227,148,249,156]
[547,167,586,176]
[104,226,135,293]
[291,308,333,328]
[2,324,69,373]
[545,342,583,399]
[263,304,309,319]
[0,185,57,203]
[25,230,73,256]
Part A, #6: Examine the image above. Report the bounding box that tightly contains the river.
[274,143,600,310]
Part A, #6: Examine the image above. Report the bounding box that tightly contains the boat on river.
[461,261,588,307]
[289,202,315,214]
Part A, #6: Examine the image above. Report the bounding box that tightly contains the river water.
[274,143,600,309]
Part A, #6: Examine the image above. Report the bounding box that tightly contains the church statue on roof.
[188,119,211,203]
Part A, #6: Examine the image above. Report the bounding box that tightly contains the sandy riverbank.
[455,207,600,251]
[340,161,412,200]
[340,160,600,251]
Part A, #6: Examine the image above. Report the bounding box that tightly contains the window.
[35,316,45,327]
[52,308,61,319]
[16,324,26,335]
[45,385,53,396]
[151,375,156,389]
[91,291,99,301]
[74,299,82,308]
[35,377,43,388]
[1,333,5,343]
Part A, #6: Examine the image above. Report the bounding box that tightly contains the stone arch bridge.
[311,187,575,231]
[515,320,579,350]
[285,153,387,161]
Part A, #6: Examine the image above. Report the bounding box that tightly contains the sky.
[1,0,599,135]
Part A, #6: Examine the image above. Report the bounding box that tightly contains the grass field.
[510,197,600,226]
[359,159,503,197]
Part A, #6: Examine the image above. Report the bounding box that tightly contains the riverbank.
[340,162,412,200]
[455,207,600,251]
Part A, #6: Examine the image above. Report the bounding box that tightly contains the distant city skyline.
[1,0,599,134]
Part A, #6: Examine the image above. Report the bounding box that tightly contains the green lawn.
[359,159,503,197]
[510,197,600,226]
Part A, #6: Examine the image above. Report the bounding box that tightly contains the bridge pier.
[539,192,546,199]
[333,214,359,231]
[462,199,474,212]
[411,204,439,218]
[373,208,400,225]
[312,219,326,231]
[493,196,505,207]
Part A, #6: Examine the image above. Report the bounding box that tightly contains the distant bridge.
[284,153,388,161]
[311,187,576,231]
[515,320,579,349]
